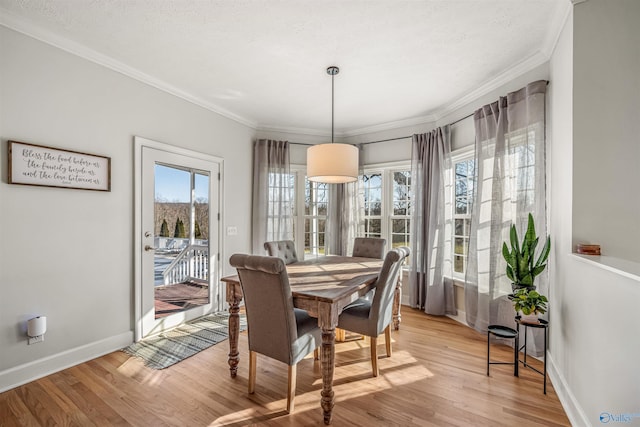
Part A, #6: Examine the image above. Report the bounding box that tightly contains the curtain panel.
[251,139,293,254]
[409,126,456,315]
[327,145,364,256]
[464,80,548,356]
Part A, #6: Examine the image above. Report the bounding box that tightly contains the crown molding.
[261,49,552,137]
[255,125,339,138]
[341,114,437,137]
[541,1,573,59]
[433,49,549,123]
[258,114,437,138]
[1,3,569,137]
[0,7,257,129]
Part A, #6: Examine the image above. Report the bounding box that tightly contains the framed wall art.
[8,140,111,191]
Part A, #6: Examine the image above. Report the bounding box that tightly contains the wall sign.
[8,140,111,191]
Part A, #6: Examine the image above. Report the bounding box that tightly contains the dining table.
[221,255,404,425]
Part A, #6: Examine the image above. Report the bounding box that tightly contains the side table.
[515,315,549,394]
[487,325,519,377]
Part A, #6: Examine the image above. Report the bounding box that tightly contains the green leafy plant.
[512,288,548,315]
[502,213,551,291]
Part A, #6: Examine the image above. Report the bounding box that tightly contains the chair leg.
[248,351,257,394]
[314,347,320,361]
[286,364,297,413]
[384,325,392,357]
[335,328,346,342]
[370,336,379,377]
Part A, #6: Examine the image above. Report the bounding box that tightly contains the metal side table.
[515,315,549,394]
[487,325,519,377]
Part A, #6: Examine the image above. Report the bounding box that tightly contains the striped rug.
[122,313,246,369]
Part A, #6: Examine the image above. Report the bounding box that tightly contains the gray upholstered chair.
[352,237,386,259]
[337,246,410,377]
[229,253,320,413]
[263,240,299,264]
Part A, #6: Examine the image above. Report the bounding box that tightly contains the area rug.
[123,313,246,369]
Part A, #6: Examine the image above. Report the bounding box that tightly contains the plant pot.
[519,311,540,324]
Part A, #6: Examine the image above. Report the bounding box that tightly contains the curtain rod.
[288,112,473,147]
[288,80,549,147]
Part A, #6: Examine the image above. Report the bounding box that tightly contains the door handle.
[144,245,156,252]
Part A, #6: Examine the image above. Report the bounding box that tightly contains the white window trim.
[361,162,412,257]
[450,146,475,281]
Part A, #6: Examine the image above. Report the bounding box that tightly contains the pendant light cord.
[331,71,335,144]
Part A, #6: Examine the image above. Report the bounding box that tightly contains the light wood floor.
[0,309,570,426]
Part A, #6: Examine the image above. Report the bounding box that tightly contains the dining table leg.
[226,286,242,378]
[319,303,339,425]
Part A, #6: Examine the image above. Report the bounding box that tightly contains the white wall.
[548,4,640,426]
[572,0,640,262]
[0,27,255,390]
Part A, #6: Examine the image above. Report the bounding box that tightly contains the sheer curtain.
[251,139,293,253]
[327,145,364,256]
[464,80,548,356]
[409,127,456,315]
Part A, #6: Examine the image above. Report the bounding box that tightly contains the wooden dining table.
[221,255,404,425]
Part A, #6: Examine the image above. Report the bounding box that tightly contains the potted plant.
[502,213,551,292]
[512,288,548,324]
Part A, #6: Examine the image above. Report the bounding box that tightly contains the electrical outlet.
[28,335,44,345]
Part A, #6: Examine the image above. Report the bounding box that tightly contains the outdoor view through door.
[154,164,210,319]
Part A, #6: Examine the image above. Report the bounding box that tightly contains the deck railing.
[162,244,209,285]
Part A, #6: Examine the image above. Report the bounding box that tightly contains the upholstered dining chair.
[229,253,320,413]
[351,237,386,259]
[337,246,410,377]
[264,240,299,264]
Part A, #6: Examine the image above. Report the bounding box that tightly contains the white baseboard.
[446,309,470,327]
[547,353,590,427]
[0,331,133,393]
[401,294,410,306]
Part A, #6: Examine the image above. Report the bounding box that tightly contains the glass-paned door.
[139,144,220,338]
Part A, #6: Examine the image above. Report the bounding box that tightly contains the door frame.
[134,136,224,341]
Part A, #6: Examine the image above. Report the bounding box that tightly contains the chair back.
[264,240,299,264]
[369,247,410,334]
[229,254,300,364]
[352,237,386,259]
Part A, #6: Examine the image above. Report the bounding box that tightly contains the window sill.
[570,253,640,282]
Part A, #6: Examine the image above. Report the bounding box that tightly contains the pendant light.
[307,66,359,184]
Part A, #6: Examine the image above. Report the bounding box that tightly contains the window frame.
[290,165,330,260]
[360,171,384,239]
[451,146,475,280]
[360,161,412,258]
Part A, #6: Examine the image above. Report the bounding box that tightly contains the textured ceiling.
[0,0,568,134]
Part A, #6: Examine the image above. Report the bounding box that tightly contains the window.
[390,170,411,249]
[361,172,382,238]
[453,156,475,276]
[266,172,295,242]
[304,177,328,258]
[288,164,412,261]
[358,166,412,262]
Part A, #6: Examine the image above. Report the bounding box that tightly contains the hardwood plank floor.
[0,309,570,426]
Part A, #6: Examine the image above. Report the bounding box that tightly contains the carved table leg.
[319,303,339,425]
[392,274,402,330]
[227,297,241,378]
[321,327,336,425]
